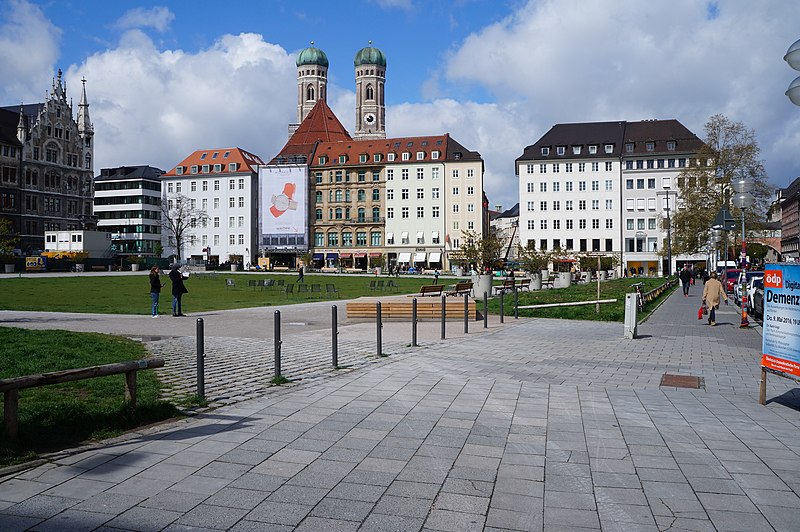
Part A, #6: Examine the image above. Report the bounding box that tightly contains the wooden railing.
[1,357,165,441]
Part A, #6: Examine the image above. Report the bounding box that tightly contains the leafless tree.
[161,193,209,261]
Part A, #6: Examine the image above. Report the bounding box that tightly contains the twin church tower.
[291,41,386,140]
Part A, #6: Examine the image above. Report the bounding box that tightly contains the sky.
[2,0,800,210]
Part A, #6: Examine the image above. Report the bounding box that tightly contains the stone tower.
[354,41,386,140]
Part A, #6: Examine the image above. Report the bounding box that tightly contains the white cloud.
[65,30,297,174]
[0,0,61,103]
[114,6,175,33]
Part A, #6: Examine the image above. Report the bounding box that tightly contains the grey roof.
[0,108,22,147]
[95,165,165,181]
[493,203,519,220]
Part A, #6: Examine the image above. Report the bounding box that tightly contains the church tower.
[291,42,329,137]
[77,78,94,171]
[354,42,386,140]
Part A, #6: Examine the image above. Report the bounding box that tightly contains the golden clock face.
[364,113,376,125]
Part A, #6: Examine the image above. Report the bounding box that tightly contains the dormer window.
[589,145,597,154]
[402,152,410,161]
[360,154,368,163]
[625,143,634,153]
[338,155,346,164]
[646,142,654,152]
[431,151,440,160]
[556,146,565,156]
[212,152,218,159]
[667,141,676,151]
[374,153,382,162]
[388,153,396,162]
[541,147,550,156]
[228,163,237,171]
[604,144,613,154]
[572,146,581,155]
[200,153,207,160]
[201,164,210,173]
[175,166,184,175]
[318,156,327,165]
[223,151,230,158]
[416,151,425,160]
[213,164,222,172]
[190,165,198,174]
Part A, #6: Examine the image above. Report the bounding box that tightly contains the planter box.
[4,264,14,274]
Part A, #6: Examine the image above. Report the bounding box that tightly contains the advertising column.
[761,264,800,376]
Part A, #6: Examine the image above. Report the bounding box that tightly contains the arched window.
[357,207,365,222]
[372,207,380,222]
[366,84,374,100]
[315,191,322,203]
[306,85,315,101]
[84,153,91,169]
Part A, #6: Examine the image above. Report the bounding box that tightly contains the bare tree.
[670,114,772,256]
[161,194,209,261]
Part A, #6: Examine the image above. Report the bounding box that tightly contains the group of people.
[679,264,728,326]
[148,265,188,318]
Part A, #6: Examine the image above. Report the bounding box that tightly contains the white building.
[44,229,112,257]
[490,203,520,263]
[161,148,264,265]
[516,119,705,276]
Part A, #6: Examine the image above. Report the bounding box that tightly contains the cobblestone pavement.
[2,287,800,531]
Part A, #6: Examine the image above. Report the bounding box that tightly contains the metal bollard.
[274,310,282,377]
[196,318,205,399]
[441,295,446,339]
[412,297,418,347]
[464,293,469,334]
[514,287,519,319]
[332,305,338,368]
[483,292,488,329]
[500,290,505,323]
[376,301,383,357]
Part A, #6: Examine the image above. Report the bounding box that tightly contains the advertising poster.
[258,165,307,247]
[761,263,800,377]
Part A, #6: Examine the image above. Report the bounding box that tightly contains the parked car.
[733,271,764,306]
[749,277,765,318]
[719,269,742,293]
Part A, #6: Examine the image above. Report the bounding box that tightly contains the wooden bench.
[346,299,478,320]
[515,278,531,291]
[418,284,445,297]
[494,279,516,295]
[447,282,473,296]
[1,357,165,441]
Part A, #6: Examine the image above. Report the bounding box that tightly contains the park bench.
[325,283,340,298]
[0,357,165,441]
[346,299,477,320]
[418,284,445,297]
[447,281,473,297]
[493,279,517,295]
[515,278,531,291]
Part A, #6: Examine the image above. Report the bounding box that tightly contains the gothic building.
[0,70,95,253]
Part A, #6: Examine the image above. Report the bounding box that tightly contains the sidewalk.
[2,287,800,531]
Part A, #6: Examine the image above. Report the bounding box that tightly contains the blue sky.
[2,0,800,210]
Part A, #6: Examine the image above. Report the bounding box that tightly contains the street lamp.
[656,186,678,277]
[785,38,800,106]
[732,177,755,327]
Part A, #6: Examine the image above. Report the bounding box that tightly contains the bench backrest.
[455,282,473,290]
[420,285,443,294]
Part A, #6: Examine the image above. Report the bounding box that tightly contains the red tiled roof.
[311,134,450,168]
[163,147,264,176]
[268,99,352,165]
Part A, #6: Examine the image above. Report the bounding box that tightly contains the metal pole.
[463,293,469,334]
[274,310,282,378]
[483,291,488,328]
[412,297,418,347]
[441,295,446,339]
[332,305,339,367]
[376,301,383,357]
[514,287,519,319]
[666,192,673,276]
[740,209,749,327]
[196,318,205,399]
[500,290,504,323]
[596,255,601,314]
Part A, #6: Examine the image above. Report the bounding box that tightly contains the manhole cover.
[660,373,703,389]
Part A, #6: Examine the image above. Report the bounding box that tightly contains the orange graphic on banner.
[764,270,783,288]
[762,354,800,378]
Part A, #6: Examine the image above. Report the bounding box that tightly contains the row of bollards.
[193,289,522,399]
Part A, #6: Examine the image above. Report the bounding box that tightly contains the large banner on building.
[761,263,800,377]
[258,165,307,249]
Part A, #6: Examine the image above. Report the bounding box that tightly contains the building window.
[387,207,394,219]
[540,201,547,211]
[387,189,394,200]
[606,199,613,210]
[592,200,599,210]
[565,163,573,173]
[328,232,339,246]
[315,232,324,246]
[627,219,634,230]
[591,219,599,229]
[625,143,634,153]
[540,220,547,230]
[401,189,409,200]
[402,152,410,161]
[565,182,573,192]
[579,181,586,191]
[432,188,439,199]
[541,147,550,156]
[371,232,381,246]
[565,200,573,211]
[646,142,654,152]
[539,182,547,192]
[417,188,424,199]
[238,197,245,208]
[342,232,353,247]
[591,181,599,191]
[605,162,612,171]
[579,219,586,229]
[604,144,613,153]
[402,207,409,218]
[453,187,459,195]
[556,146,565,156]
[605,219,613,229]
[432,206,440,218]
[238,179,245,189]
[591,162,599,172]
[553,164,560,173]
[553,201,560,211]
[229,197,235,208]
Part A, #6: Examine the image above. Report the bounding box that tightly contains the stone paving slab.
[2,287,800,531]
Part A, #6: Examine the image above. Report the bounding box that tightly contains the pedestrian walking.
[148,265,165,317]
[701,271,728,326]
[296,265,305,283]
[168,265,188,317]
[679,264,693,297]
[433,269,440,284]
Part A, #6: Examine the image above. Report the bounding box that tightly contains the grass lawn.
[0,327,180,467]
[0,273,439,315]
[488,277,675,322]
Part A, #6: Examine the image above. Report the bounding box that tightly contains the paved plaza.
[1,283,800,531]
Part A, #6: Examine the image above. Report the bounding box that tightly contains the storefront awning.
[354,253,366,258]
[339,253,352,259]
[414,252,427,262]
[326,253,338,259]
[398,252,412,263]
[369,252,381,258]
[429,252,441,263]
[312,253,323,260]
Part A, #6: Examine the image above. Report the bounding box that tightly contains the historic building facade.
[0,70,95,253]
[516,119,705,276]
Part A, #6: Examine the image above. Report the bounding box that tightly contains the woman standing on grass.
[169,265,188,317]
[148,265,165,318]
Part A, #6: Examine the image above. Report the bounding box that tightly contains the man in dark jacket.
[169,265,188,316]
[679,264,693,297]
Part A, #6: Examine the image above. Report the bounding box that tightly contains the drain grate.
[660,373,703,389]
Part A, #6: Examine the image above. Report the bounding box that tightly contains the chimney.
[495,204,502,212]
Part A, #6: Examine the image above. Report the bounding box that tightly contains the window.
[572,146,582,155]
[386,169,394,180]
[637,179,645,189]
[342,232,353,247]
[387,153,396,162]
[647,160,654,169]
[553,201,560,211]
[453,204,459,213]
[359,154,368,163]
[625,143,634,153]
[229,216,235,228]
[605,219,613,229]
[540,164,547,174]
[401,169,409,180]
[540,201,547,211]
[467,204,474,212]
[386,232,395,244]
[387,207,394,219]
[605,162,612,171]
[648,178,656,189]
[432,151,440,159]
[168,183,174,193]
[527,220,535,230]
[238,179,245,190]
[417,188,424,199]
[606,199,613,210]
[540,220,547,230]
[591,162,599,172]
[175,183,181,193]
[648,218,657,230]
[328,232,339,246]
[591,200,599,210]
[605,180,613,191]
[202,198,208,209]
[553,164,560,173]
[229,234,235,245]
[417,206,424,218]
[626,219,634,230]
[229,197,235,208]
[626,198,634,210]
[553,182,560,192]
[358,171,366,182]
[467,186,474,195]
[647,198,656,210]
[214,180,220,191]
[579,200,586,210]
[213,217,220,228]
[657,159,665,168]
[604,144,613,154]
[314,232,324,246]
[565,163,573,173]
[540,239,548,251]
[401,189,409,200]
[372,207,380,221]
[416,231,424,244]
[402,152,410,161]
[432,188,440,199]
[637,160,644,169]
[416,168,424,180]
[539,183,547,192]
[591,181,599,191]
[373,171,380,181]
[402,207,409,218]
[373,189,380,201]
[646,142,654,152]
[662,177,671,188]
[589,145,597,154]
[401,232,410,244]
[432,206,440,218]
[229,179,235,190]
[636,198,645,210]
[541,147,550,156]
[566,220,573,230]
[565,200,573,211]
[371,232,381,246]
[527,183,535,193]
[565,182,573,192]
[579,219,587,229]
[592,219,599,229]
[556,146,565,156]
[452,169,460,178]
[579,181,586,192]
[357,190,366,201]
[637,218,646,230]
[431,167,440,179]
[315,209,322,220]
[238,197,245,208]
[453,187,460,195]
[553,220,560,230]
[626,160,634,170]
[526,164,535,174]
[578,163,585,172]
[416,152,424,160]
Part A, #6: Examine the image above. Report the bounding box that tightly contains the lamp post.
[656,186,678,277]
[785,38,800,106]
[732,177,755,327]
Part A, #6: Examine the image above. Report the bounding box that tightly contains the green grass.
[488,277,675,322]
[0,327,180,467]
[0,273,438,315]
